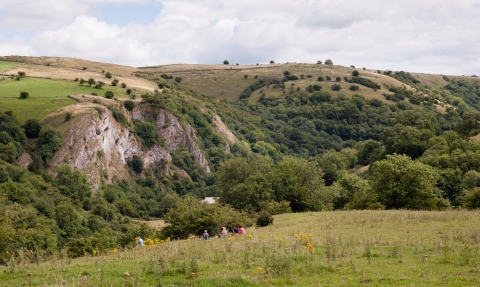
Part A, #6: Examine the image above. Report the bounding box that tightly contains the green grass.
[2,210,480,286]
[0,60,20,72]
[0,77,132,124]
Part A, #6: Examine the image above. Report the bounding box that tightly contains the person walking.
[220,227,228,238]
[137,237,144,247]
[203,230,210,240]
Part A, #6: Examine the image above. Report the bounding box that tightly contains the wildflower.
[92,250,97,255]
[348,278,352,281]
[191,272,199,278]
[256,267,263,271]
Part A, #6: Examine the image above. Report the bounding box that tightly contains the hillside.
[2,56,480,282]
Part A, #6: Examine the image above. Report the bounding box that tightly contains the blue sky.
[96,2,163,26]
[0,0,479,76]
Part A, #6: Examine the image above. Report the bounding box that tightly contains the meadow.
[2,210,480,287]
[0,78,133,124]
[0,60,20,72]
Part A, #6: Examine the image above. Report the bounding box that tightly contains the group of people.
[202,225,246,240]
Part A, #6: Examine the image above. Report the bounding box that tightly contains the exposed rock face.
[42,95,236,189]
[133,106,211,173]
[47,103,171,190]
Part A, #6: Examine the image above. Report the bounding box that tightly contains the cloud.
[0,0,479,75]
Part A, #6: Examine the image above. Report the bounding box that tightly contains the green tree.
[124,100,135,111]
[105,72,112,79]
[223,60,229,65]
[325,59,333,65]
[38,126,62,165]
[371,154,440,210]
[131,155,144,174]
[331,84,341,91]
[133,120,161,148]
[87,78,95,86]
[104,91,114,99]
[24,118,42,138]
[55,202,81,236]
[19,91,29,99]
[352,70,359,76]
[55,165,92,202]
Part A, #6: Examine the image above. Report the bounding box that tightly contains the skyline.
[0,0,479,76]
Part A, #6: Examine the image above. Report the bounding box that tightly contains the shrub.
[244,74,248,79]
[19,91,29,99]
[87,78,95,86]
[175,77,182,83]
[284,71,290,76]
[104,91,114,99]
[133,120,161,148]
[24,118,42,138]
[256,211,274,227]
[74,78,78,81]
[64,112,72,122]
[326,76,331,81]
[317,76,324,81]
[270,60,275,64]
[131,155,144,174]
[82,67,87,70]
[331,84,341,91]
[284,75,298,81]
[317,60,323,64]
[223,60,229,65]
[95,81,105,89]
[111,79,118,86]
[127,88,132,95]
[79,78,86,85]
[464,188,480,209]
[17,71,26,77]
[352,70,359,77]
[349,85,359,91]
[325,59,333,65]
[121,83,126,88]
[105,72,112,79]
[160,74,173,79]
[336,77,341,82]
[124,100,135,111]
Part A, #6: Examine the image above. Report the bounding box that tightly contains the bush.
[335,77,341,82]
[104,91,114,99]
[19,91,29,99]
[105,72,112,79]
[175,77,182,83]
[325,59,333,65]
[331,84,341,91]
[131,155,144,174]
[284,71,290,76]
[270,60,275,64]
[256,211,274,227]
[326,76,331,80]
[17,71,26,78]
[160,74,173,79]
[244,74,248,79]
[284,75,298,81]
[24,118,42,138]
[64,112,72,122]
[223,60,229,65]
[349,85,359,91]
[133,120,161,148]
[317,76,324,81]
[352,70,359,76]
[124,100,135,111]
[121,83,126,88]
[127,88,132,95]
[464,188,480,209]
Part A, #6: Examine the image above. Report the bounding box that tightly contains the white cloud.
[0,0,479,75]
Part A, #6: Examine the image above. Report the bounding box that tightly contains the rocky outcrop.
[47,102,171,190]
[133,106,211,173]
[212,115,237,153]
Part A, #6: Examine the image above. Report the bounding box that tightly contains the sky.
[0,0,479,76]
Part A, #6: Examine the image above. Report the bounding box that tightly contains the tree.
[175,77,182,83]
[87,78,95,86]
[223,60,229,65]
[127,88,132,95]
[19,91,29,99]
[335,77,341,82]
[352,70,359,77]
[317,60,323,64]
[270,60,275,64]
[56,165,92,201]
[349,85,359,91]
[105,72,112,79]
[331,84,341,91]
[325,59,333,65]
[131,155,143,174]
[24,118,42,138]
[121,83,127,88]
[38,126,62,165]
[104,91,114,99]
[79,78,86,85]
[317,76,324,81]
[371,154,440,210]
[124,100,135,111]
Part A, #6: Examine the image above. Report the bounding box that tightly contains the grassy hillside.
[0,60,20,72]
[1,210,479,286]
[0,78,134,124]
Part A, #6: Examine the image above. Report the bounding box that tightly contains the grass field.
[0,78,133,124]
[0,60,20,72]
[2,210,479,286]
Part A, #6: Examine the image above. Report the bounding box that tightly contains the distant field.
[1,210,479,286]
[0,60,19,72]
[0,78,133,123]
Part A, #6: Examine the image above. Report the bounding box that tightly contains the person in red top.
[239,226,246,235]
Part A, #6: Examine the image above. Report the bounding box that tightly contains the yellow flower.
[348,278,352,281]
[256,267,263,271]
[92,250,97,255]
